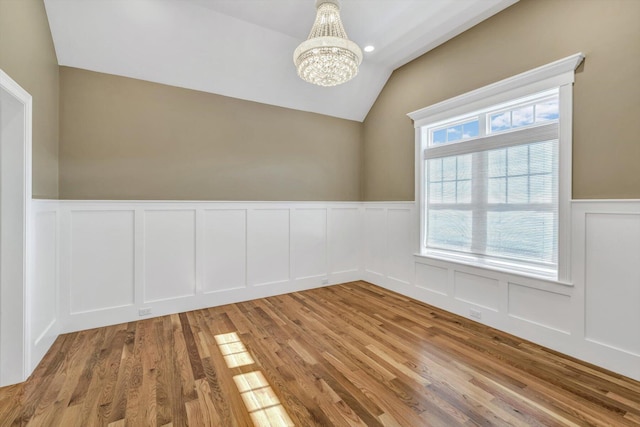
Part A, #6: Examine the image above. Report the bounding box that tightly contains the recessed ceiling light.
[364,45,375,53]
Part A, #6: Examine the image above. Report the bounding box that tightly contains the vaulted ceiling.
[44,0,518,121]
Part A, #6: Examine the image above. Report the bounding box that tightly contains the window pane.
[433,129,447,145]
[530,174,553,203]
[507,176,528,203]
[429,183,442,203]
[427,210,472,251]
[457,154,472,180]
[429,154,473,205]
[507,145,528,176]
[488,150,506,177]
[490,112,510,132]
[511,105,534,128]
[442,182,456,203]
[446,124,463,142]
[529,140,554,174]
[442,157,457,180]
[457,180,472,203]
[488,177,506,203]
[429,159,442,181]
[431,119,479,145]
[463,121,479,139]
[487,211,556,263]
[535,98,559,122]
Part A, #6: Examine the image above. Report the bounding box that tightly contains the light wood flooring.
[1,281,639,426]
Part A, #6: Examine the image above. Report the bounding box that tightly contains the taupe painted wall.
[59,67,362,200]
[363,0,640,201]
[0,0,59,198]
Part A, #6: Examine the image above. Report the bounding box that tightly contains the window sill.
[414,250,573,287]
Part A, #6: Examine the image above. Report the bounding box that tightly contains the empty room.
[1,0,639,425]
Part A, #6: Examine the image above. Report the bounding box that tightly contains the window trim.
[408,53,584,283]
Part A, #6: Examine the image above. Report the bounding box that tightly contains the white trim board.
[408,53,584,127]
[0,69,33,386]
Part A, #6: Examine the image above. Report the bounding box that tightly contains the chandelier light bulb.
[293,0,363,87]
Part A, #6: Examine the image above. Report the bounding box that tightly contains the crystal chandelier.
[293,0,363,87]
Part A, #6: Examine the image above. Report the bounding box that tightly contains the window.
[425,90,559,273]
[409,54,584,281]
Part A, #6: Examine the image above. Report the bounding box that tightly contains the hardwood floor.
[1,281,639,426]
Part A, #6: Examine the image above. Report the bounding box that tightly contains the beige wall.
[14,0,638,201]
[363,0,640,200]
[0,0,59,198]
[59,67,362,200]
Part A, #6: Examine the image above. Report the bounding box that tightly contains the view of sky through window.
[490,97,559,133]
[432,119,479,144]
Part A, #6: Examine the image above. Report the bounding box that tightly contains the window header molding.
[408,53,584,128]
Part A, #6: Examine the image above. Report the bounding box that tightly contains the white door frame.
[0,69,33,386]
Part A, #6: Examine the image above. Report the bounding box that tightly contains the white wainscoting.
[144,209,197,303]
[247,209,290,286]
[27,199,640,382]
[362,203,416,288]
[70,210,135,313]
[572,201,640,380]
[363,200,640,381]
[328,207,361,276]
[202,209,246,293]
[30,200,59,373]
[55,201,363,333]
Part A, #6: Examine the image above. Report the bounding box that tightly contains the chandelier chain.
[307,3,348,39]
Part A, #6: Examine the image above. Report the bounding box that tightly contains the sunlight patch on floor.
[215,332,295,427]
[214,332,255,368]
[234,371,294,427]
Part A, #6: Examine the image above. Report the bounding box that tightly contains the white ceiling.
[44,0,518,121]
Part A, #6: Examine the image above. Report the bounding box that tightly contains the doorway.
[0,69,32,386]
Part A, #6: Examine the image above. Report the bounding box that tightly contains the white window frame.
[408,53,584,283]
